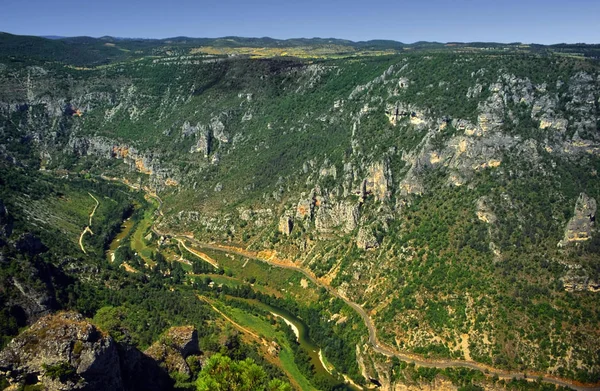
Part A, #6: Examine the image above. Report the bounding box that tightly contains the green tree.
[195,354,290,391]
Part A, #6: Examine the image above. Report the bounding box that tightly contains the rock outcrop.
[558,193,596,247]
[9,276,54,322]
[364,161,392,202]
[0,312,175,391]
[278,215,294,236]
[356,226,379,250]
[475,197,496,224]
[116,343,173,391]
[296,192,316,221]
[189,123,211,157]
[69,137,164,179]
[210,117,229,143]
[0,312,123,391]
[562,274,600,292]
[315,200,360,233]
[145,325,199,376]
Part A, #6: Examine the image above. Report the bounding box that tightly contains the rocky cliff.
[559,192,596,247]
[0,312,174,391]
[0,312,123,391]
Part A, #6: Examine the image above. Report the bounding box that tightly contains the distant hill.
[0,31,599,67]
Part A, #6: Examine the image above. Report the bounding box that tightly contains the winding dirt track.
[78,193,99,254]
[176,238,220,269]
[138,185,600,391]
[197,295,260,339]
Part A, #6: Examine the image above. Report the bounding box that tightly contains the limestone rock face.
[562,274,600,292]
[145,326,199,376]
[356,226,379,250]
[10,276,53,322]
[567,72,599,137]
[278,215,293,236]
[210,117,229,143]
[476,197,496,224]
[0,311,123,391]
[559,193,596,247]
[315,201,360,233]
[476,88,505,132]
[384,102,420,126]
[181,121,198,137]
[69,136,117,159]
[296,193,315,220]
[189,123,211,157]
[539,116,568,132]
[117,343,173,391]
[364,161,392,202]
[69,137,166,180]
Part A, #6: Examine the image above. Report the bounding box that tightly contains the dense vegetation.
[195,353,291,391]
[1,33,599,390]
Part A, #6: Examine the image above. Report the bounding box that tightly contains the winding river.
[247,299,359,391]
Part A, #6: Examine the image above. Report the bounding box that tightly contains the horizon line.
[1,31,599,47]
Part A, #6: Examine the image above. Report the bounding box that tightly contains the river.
[245,299,360,391]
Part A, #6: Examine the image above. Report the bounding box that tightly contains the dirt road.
[78,193,99,254]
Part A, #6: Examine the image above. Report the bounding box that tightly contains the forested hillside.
[0,33,598,391]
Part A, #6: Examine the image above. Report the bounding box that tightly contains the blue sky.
[1,0,599,44]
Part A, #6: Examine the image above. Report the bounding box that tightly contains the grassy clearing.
[189,45,396,59]
[197,247,319,304]
[46,191,97,240]
[130,206,156,267]
[190,274,243,288]
[278,346,317,391]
